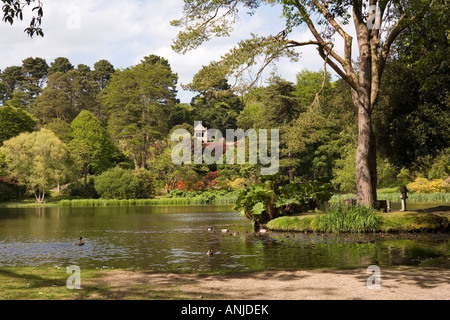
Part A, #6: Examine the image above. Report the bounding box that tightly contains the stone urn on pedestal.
[399,186,408,212]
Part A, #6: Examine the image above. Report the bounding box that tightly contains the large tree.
[68,110,113,186]
[0,105,37,145]
[32,67,100,124]
[1,128,69,203]
[104,55,178,169]
[172,0,435,206]
[189,67,244,131]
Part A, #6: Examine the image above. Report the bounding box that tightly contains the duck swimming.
[74,237,84,246]
[206,249,214,256]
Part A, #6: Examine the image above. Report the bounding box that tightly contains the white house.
[194,121,208,143]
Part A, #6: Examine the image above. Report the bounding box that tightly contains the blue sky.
[0,0,338,103]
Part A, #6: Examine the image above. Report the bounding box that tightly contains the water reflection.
[0,204,448,271]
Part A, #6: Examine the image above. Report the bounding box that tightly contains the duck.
[221,228,230,233]
[73,237,84,246]
[206,249,214,256]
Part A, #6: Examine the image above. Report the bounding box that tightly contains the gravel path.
[92,267,450,300]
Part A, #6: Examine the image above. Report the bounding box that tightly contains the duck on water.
[73,237,84,246]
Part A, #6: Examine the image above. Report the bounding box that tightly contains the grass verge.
[267,211,449,233]
[0,266,199,300]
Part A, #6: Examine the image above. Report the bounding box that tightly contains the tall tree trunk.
[352,88,377,205]
[83,165,88,187]
[133,155,139,170]
[351,5,378,206]
[34,189,45,203]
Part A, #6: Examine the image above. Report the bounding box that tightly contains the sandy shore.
[92,267,450,300]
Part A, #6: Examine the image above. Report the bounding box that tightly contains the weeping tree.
[171,0,435,206]
[1,128,69,203]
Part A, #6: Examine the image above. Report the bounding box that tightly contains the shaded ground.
[89,267,450,300]
[416,206,450,216]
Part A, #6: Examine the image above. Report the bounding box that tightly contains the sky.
[0,0,343,103]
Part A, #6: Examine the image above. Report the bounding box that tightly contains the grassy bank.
[2,190,449,208]
[267,210,450,233]
[0,266,101,300]
[58,196,237,207]
[0,266,190,300]
[0,195,238,208]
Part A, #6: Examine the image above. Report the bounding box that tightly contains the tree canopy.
[0,128,68,202]
[104,55,179,169]
[172,0,440,205]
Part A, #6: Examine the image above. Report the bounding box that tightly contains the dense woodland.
[0,2,449,204]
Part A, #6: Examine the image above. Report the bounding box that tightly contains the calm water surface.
[0,204,448,271]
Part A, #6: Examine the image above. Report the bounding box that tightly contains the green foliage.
[189,69,243,131]
[234,182,276,226]
[94,167,140,199]
[0,105,37,145]
[0,176,24,202]
[132,168,156,199]
[33,69,98,124]
[268,211,445,233]
[427,149,450,179]
[44,119,71,143]
[313,200,382,233]
[104,55,178,169]
[234,176,331,225]
[48,57,74,74]
[294,69,332,108]
[69,110,113,183]
[166,188,238,204]
[67,178,99,199]
[275,180,332,213]
[331,144,356,193]
[93,59,115,90]
[406,177,450,194]
[0,128,70,203]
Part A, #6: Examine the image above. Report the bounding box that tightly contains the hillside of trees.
[0,27,448,203]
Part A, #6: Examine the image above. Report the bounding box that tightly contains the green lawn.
[267,211,449,233]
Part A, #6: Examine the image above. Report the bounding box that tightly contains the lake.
[0,204,448,271]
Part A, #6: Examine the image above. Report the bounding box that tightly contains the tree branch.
[292,0,358,90]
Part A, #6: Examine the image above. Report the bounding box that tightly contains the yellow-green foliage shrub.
[406,177,450,193]
[228,178,251,189]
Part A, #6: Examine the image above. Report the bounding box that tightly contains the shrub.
[0,182,16,201]
[67,178,99,199]
[132,168,155,199]
[406,177,450,193]
[228,177,251,189]
[397,168,415,186]
[0,177,24,201]
[234,177,332,226]
[94,167,140,199]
